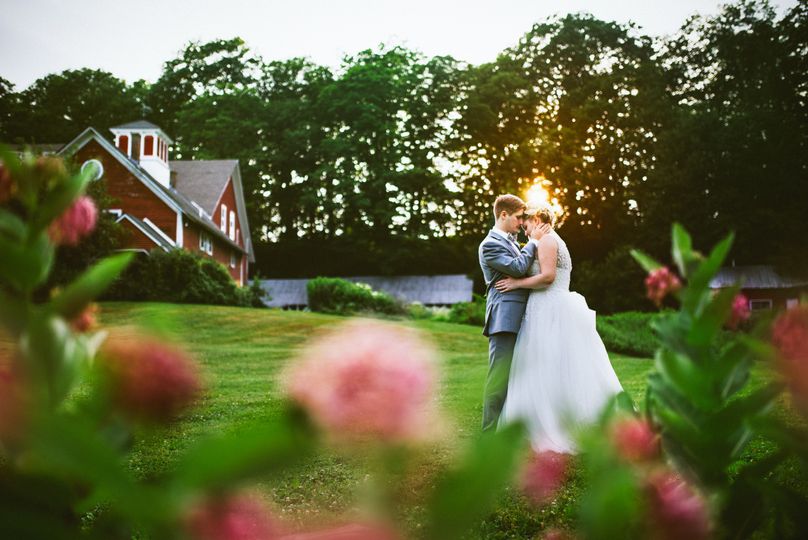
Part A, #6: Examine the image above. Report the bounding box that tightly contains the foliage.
[573,246,650,314]
[103,248,255,307]
[446,294,487,326]
[1,151,544,539]
[566,223,808,539]
[306,276,406,316]
[595,312,660,358]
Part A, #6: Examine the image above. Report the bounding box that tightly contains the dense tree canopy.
[2,0,805,309]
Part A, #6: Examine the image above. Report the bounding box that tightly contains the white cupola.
[110,120,173,187]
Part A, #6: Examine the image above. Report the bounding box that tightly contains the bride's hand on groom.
[495,276,519,292]
[530,223,552,241]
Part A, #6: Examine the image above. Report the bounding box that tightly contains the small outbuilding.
[709,265,808,312]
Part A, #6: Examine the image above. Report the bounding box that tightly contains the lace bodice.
[527,231,572,293]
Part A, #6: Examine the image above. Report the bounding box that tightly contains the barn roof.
[260,275,474,308]
[710,266,808,289]
[171,160,238,215]
[110,120,162,130]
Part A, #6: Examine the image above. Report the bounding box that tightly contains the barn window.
[143,135,154,156]
[787,299,799,310]
[118,135,129,155]
[229,211,236,240]
[199,232,213,255]
[220,205,227,232]
[230,253,237,268]
[750,299,772,311]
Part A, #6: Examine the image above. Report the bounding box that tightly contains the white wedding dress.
[499,231,623,454]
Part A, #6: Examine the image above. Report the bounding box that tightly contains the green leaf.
[687,287,738,349]
[174,408,316,491]
[50,252,134,319]
[671,223,695,277]
[0,233,54,293]
[0,209,27,241]
[654,348,717,409]
[30,167,92,236]
[630,249,662,273]
[424,422,526,540]
[24,314,78,406]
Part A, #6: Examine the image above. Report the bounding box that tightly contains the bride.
[494,202,623,454]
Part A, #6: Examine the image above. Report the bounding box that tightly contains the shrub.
[307,277,406,316]
[104,248,256,307]
[447,294,486,326]
[596,311,660,357]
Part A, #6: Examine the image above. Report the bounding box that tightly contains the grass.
[93,302,657,536]
[88,302,788,537]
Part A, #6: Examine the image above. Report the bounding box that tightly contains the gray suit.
[478,230,537,431]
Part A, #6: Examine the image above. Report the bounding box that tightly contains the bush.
[573,246,651,313]
[596,311,660,357]
[104,249,257,307]
[307,277,406,316]
[447,294,486,326]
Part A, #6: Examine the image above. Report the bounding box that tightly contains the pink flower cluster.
[49,195,98,246]
[186,491,281,540]
[645,267,682,306]
[772,306,808,413]
[100,337,202,423]
[610,417,660,463]
[286,320,438,444]
[644,472,711,540]
[520,450,569,506]
[726,294,751,330]
[71,303,98,333]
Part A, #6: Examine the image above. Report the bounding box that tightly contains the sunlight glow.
[525,176,565,223]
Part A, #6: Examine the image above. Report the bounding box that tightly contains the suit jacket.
[478,230,538,337]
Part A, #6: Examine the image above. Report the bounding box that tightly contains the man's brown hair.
[493,194,526,219]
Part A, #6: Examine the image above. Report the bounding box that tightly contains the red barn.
[58,120,255,285]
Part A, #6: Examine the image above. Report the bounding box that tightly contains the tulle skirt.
[499,289,623,453]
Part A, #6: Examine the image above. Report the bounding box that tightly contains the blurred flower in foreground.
[286,319,438,444]
[186,491,281,540]
[282,522,399,540]
[520,450,569,506]
[541,529,577,540]
[645,472,710,540]
[726,294,751,330]
[34,155,68,182]
[49,195,98,246]
[645,267,682,307]
[772,306,808,412]
[0,164,14,203]
[70,303,98,333]
[99,337,201,423]
[610,417,660,463]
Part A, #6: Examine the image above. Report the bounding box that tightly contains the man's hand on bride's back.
[495,276,519,292]
[530,223,552,241]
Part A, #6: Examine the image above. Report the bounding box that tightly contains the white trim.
[58,128,182,213]
[175,212,184,248]
[106,208,122,217]
[229,210,236,241]
[142,217,176,246]
[750,299,773,311]
[220,204,227,232]
[114,214,172,252]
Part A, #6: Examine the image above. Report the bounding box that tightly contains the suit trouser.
[482,331,517,431]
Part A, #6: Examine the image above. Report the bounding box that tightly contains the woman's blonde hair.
[525,201,554,226]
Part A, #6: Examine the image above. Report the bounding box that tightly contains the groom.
[478,194,550,431]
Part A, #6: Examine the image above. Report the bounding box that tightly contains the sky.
[1,0,799,90]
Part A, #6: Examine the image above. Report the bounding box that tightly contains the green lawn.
[97,302,660,536]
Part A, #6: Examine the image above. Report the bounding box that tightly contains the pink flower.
[645,472,710,540]
[70,303,98,333]
[286,320,438,444]
[772,306,808,412]
[0,164,14,204]
[520,451,569,506]
[99,337,202,423]
[49,195,97,246]
[726,294,751,330]
[645,267,682,307]
[186,491,282,540]
[611,417,660,463]
[280,522,399,540]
